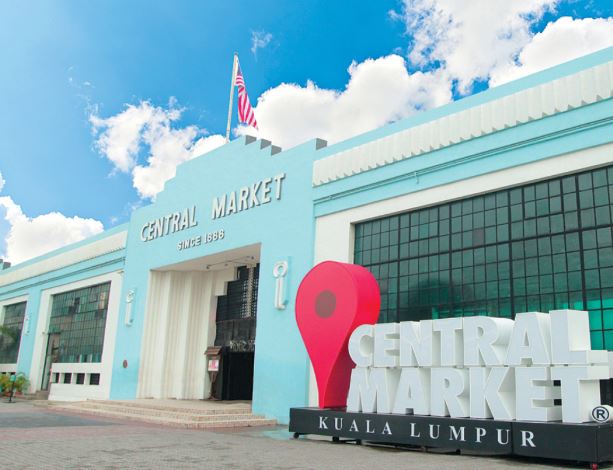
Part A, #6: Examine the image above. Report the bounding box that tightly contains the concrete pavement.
[0,400,597,469]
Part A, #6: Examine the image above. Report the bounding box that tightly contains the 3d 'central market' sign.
[289,261,613,464]
[138,173,286,248]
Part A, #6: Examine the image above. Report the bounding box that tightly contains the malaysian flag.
[236,61,258,130]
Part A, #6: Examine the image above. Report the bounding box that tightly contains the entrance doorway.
[213,264,259,400]
[219,351,254,400]
[137,244,261,401]
[41,333,60,391]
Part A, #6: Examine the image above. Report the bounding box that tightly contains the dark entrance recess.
[212,264,259,400]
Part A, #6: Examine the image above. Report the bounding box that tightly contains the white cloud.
[251,30,273,56]
[237,55,452,148]
[490,16,613,86]
[91,101,225,200]
[91,56,452,183]
[0,172,4,192]
[392,0,558,93]
[0,196,104,265]
[90,8,613,193]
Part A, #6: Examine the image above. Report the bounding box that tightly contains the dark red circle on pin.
[315,290,336,318]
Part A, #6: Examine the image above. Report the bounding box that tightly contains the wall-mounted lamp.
[273,260,290,310]
[124,289,136,326]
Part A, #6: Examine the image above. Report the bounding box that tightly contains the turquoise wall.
[109,136,324,423]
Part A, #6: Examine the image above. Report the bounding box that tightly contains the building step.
[51,404,276,429]
[20,390,49,400]
[84,400,252,415]
[65,402,261,422]
[47,399,276,429]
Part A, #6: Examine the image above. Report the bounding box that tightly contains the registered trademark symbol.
[592,406,610,422]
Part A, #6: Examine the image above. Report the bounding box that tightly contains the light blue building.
[1,48,612,423]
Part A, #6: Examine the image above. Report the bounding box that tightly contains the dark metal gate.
[213,264,259,400]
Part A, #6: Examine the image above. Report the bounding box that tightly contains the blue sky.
[0,0,612,264]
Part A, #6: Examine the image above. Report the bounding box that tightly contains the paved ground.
[0,400,607,470]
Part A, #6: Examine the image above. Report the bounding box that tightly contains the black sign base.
[289,407,613,465]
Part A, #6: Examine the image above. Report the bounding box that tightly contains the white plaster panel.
[0,231,127,287]
[312,61,613,186]
[31,271,123,400]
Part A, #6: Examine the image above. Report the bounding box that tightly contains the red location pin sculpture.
[296,261,380,409]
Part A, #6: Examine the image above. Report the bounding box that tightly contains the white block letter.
[469,367,515,420]
[399,320,438,367]
[392,368,430,415]
[347,367,400,414]
[430,368,469,417]
[373,323,399,367]
[551,365,610,423]
[463,316,513,366]
[550,310,608,365]
[348,324,374,368]
[432,318,463,366]
[515,366,561,421]
[506,312,551,366]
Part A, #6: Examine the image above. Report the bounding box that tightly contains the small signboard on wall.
[207,358,219,372]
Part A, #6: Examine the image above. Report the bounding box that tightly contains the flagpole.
[225,52,239,143]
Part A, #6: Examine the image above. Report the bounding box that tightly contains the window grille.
[354,165,613,351]
[48,282,111,363]
[0,301,26,363]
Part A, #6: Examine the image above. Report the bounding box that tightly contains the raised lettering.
[238,187,249,211]
[140,223,149,241]
[226,192,237,215]
[274,173,285,199]
[212,195,226,219]
[179,209,189,230]
[256,177,270,205]
[249,181,261,207]
[171,213,180,232]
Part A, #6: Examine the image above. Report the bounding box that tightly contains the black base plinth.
[289,407,613,464]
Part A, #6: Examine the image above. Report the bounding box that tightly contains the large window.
[0,301,26,364]
[48,283,111,363]
[354,165,613,350]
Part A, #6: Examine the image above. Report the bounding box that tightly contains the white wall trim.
[313,61,613,186]
[0,364,17,374]
[30,271,123,400]
[0,231,127,288]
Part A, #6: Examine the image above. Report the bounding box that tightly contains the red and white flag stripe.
[236,61,258,130]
